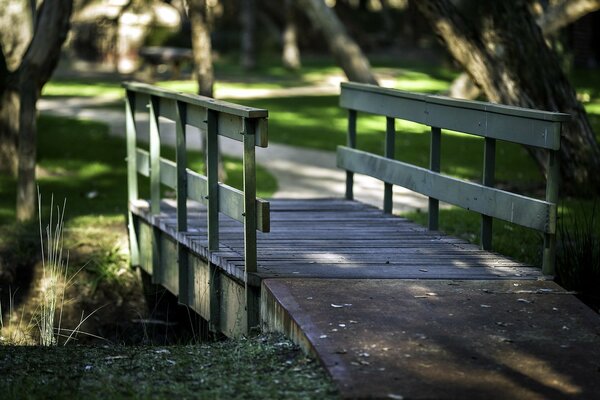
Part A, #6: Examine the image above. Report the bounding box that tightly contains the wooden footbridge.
[123,82,600,399]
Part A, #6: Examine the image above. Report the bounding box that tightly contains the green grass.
[0,116,276,225]
[403,198,600,268]
[0,334,338,399]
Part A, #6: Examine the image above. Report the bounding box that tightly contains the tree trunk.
[240,0,257,70]
[282,0,301,71]
[415,0,600,194]
[297,0,378,84]
[189,0,214,98]
[0,88,19,175]
[188,0,226,181]
[15,0,73,222]
[449,0,600,99]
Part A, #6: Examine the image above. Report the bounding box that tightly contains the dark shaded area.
[264,278,600,399]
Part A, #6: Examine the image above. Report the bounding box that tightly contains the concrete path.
[38,96,429,212]
[263,278,600,399]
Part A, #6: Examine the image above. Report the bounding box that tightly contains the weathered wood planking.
[130,198,543,285]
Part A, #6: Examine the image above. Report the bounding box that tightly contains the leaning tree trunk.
[449,0,600,99]
[282,0,301,71]
[297,0,378,84]
[415,0,600,194]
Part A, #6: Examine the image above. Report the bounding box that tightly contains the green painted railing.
[123,81,270,303]
[338,82,570,275]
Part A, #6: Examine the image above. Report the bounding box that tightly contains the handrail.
[338,82,569,275]
[123,82,270,303]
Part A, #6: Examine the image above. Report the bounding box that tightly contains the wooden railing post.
[243,118,257,273]
[543,150,559,275]
[148,95,161,283]
[243,118,259,332]
[428,127,441,230]
[481,137,496,250]
[149,95,161,215]
[345,110,357,200]
[383,117,395,214]
[176,100,189,304]
[125,91,139,266]
[206,109,219,251]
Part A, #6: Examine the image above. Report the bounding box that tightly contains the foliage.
[0,334,338,399]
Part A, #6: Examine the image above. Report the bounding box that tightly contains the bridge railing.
[123,82,270,299]
[338,82,569,275]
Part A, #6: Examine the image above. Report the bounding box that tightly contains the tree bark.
[449,0,600,99]
[240,0,257,70]
[282,0,301,71]
[538,0,600,34]
[297,0,378,84]
[15,0,73,222]
[189,0,214,98]
[188,0,226,181]
[415,0,600,194]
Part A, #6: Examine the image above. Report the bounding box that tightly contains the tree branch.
[539,0,600,34]
[17,0,73,91]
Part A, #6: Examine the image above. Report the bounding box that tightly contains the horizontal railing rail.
[123,82,270,303]
[338,82,569,275]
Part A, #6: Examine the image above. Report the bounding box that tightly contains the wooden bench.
[337,82,570,274]
[138,47,193,78]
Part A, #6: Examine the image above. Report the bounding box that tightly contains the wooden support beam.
[345,109,357,200]
[429,127,441,231]
[481,137,496,251]
[383,117,395,214]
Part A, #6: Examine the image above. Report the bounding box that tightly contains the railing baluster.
[384,117,395,214]
[243,118,259,332]
[149,95,161,215]
[176,100,189,304]
[125,91,139,266]
[243,119,257,273]
[429,126,441,230]
[543,150,559,275]
[481,137,496,250]
[345,109,357,200]
[206,109,220,252]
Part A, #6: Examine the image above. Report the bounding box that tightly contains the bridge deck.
[131,198,542,284]
[130,198,600,399]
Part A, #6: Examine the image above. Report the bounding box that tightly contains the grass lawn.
[0,334,337,399]
[0,116,276,225]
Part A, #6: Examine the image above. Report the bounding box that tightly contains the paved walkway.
[38,95,429,212]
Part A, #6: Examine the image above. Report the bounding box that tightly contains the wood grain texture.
[131,198,543,284]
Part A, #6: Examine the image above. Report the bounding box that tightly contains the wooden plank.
[159,97,178,121]
[543,150,560,275]
[337,146,555,233]
[383,117,395,214]
[149,95,161,214]
[123,81,268,118]
[243,118,258,273]
[340,82,568,150]
[340,83,428,125]
[429,126,441,231]
[135,150,269,232]
[187,107,268,148]
[481,137,496,250]
[346,109,357,200]
[206,109,219,251]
